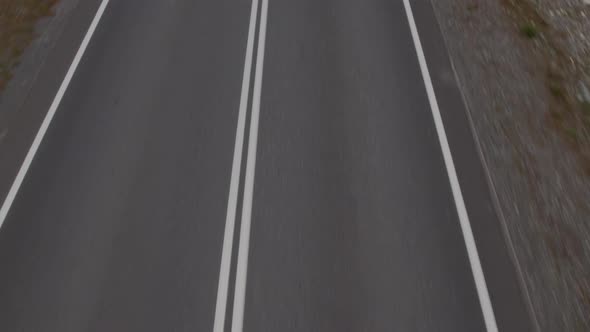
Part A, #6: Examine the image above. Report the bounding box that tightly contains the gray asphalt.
[245,0,485,330]
[0,0,533,331]
[0,0,249,330]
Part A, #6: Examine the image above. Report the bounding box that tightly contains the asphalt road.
[0,0,533,331]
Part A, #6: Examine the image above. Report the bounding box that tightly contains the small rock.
[578,81,590,102]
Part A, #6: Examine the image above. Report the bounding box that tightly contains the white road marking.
[212,0,260,330]
[402,1,499,331]
[0,0,111,228]
[231,0,268,330]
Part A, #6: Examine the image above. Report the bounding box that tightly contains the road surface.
[0,0,534,331]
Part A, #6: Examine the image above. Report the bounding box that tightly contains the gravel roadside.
[430,0,590,330]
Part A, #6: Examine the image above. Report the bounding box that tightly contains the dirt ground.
[430,0,590,330]
[0,0,58,90]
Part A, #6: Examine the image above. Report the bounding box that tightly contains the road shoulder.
[411,1,537,331]
[0,0,102,206]
[429,0,590,330]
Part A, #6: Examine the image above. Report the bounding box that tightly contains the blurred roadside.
[0,0,78,145]
[431,0,590,330]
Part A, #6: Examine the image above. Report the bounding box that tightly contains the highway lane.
[0,0,250,330]
[238,0,532,331]
[242,0,488,330]
[0,0,533,331]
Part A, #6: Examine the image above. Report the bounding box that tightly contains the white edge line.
[0,0,112,227]
[440,15,541,330]
[402,1,499,331]
[212,0,260,330]
[231,0,268,330]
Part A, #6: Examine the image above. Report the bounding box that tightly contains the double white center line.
[213,0,269,331]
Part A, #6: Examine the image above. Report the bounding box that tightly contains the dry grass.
[500,1,590,329]
[502,0,590,172]
[0,0,58,90]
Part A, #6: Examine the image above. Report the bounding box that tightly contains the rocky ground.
[430,0,590,330]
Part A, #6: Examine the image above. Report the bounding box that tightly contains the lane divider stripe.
[230,0,269,330]
[213,0,260,331]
